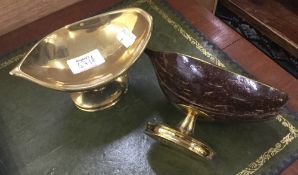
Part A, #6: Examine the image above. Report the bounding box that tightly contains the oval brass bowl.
[10,8,153,112]
[145,49,288,159]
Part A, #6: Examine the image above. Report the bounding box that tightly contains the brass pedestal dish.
[145,49,288,159]
[10,8,153,112]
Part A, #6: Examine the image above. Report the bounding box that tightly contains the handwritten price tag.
[116,28,136,48]
[67,49,105,74]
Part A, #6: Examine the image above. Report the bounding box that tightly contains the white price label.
[116,28,136,48]
[67,49,105,74]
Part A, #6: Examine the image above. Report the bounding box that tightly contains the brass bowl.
[10,8,153,112]
[145,49,288,159]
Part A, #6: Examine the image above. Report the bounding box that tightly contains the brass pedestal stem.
[178,110,198,135]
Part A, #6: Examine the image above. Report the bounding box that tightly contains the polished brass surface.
[70,74,128,112]
[9,8,153,111]
[146,105,215,160]
[146,122,215,160]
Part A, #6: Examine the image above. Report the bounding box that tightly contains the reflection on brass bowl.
[10,8,153,112]
[145,49,288,159]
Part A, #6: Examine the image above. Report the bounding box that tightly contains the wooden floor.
[0,0,297,174]
[221,0,298,58]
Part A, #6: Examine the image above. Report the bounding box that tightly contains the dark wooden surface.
[282,160,298,175]
[221,0,298,58]
[0,0,82,36]
[0,0,297,174]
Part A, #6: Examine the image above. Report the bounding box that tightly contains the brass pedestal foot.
[70,74,128,112]
[145,111,215,159]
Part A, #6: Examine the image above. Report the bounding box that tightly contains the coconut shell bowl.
[10,8,153,112]
[145,49,288,160]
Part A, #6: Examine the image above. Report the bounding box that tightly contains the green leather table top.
[0,0,298,174]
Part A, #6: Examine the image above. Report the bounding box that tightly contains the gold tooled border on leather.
[0,52,25,70]
[1,0,297,174]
